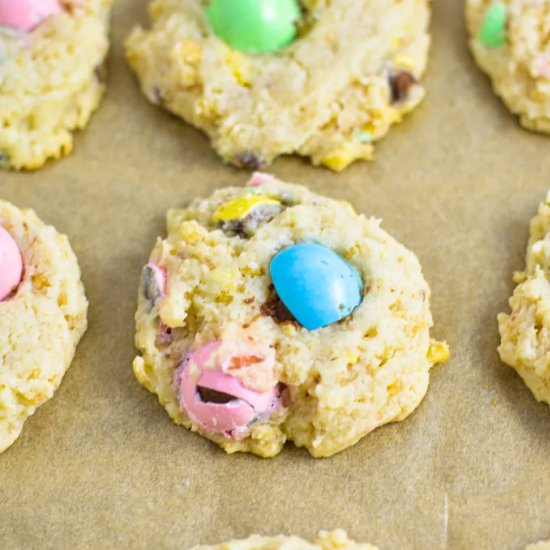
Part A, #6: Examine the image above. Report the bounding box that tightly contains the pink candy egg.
[0,226,23,301]
[247,172,273,188]
[0,0,63,32]
[175,342,278,438]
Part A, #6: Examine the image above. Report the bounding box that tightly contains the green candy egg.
[478,2,507,48]
[206,0,301,54]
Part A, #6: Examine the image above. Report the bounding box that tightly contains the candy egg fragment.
[0,0,63,32]
[140,262,166,311]
[0,226,23,301]
[212,195,283,237]
[478,2,507,49]
[270,243,363,331]
[206,0,301,54]
[175,342,278,438]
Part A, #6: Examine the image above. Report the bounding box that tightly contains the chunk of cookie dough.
[189,530,378,550]
[0,200,88,453]
[125,0,431,172]
[0,0,114,170]
[466,1,550,133]
[498,193,550,405]
[133,173,449,458]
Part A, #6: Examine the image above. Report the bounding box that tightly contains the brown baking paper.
[1,0,549,548]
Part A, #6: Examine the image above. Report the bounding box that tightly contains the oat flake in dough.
[0,0,114,170]
[498,193,550,405]
[466,0,550,133]
[0,200,88,453]
[125,0,431,172]
[133,174,448,458]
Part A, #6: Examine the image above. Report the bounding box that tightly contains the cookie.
[133,173,448,458]
[498,193,550,405]
[527,541,550,550]
[466,1,550,133]
[0,200,88,453]
[125,0,431,171]
[0,0,114,170]
[189,530,378,550]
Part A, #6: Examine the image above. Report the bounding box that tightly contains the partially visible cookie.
[0,0,114,170]
[189,530,378,550]
[126,0,430,171]
[527,540,550,550]
[466,1,550,133]
[0,200,88,453]
[133,173,448,458]
[498,193,550,405]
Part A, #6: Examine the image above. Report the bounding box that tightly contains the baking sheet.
[1,0,549,548]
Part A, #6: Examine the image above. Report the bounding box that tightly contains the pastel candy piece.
[0,0,63,32]
[176,342,277,436]
[157,322,173,345]
[141,263,166,308]
[248,172,274,188]
[478,2,507,48]
[535,58,550,79]
[270,243,363,331]
[212,195,281,223]
[0,226,23,301]
[206,0,301,54]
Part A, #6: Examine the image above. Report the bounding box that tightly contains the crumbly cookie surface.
[126,0,430,171]
[466,0,550,133]
[0,200,88,453]
[133,174,448,458]
[498,193,550,405]
[0,0,113,170]
[189,530,378,550]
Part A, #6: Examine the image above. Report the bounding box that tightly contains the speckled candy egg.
[0,0,62,32]
[175,341,279,438]
[0,226,22,301]
[206,0,301,54]
[270,242,363,330]
[212,194,283,237]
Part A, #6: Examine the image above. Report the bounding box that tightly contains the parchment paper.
[0,1,549,548]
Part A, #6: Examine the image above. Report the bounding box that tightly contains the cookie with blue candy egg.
[126,0,431,171]
[133,173,449,458]
[466,1,550,133]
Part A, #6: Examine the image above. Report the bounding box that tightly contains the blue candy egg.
[269,243,363,330]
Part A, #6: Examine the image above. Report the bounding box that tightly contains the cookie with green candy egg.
[133,173,449,458]
[125,0,431,172]
[467,1,550,133]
